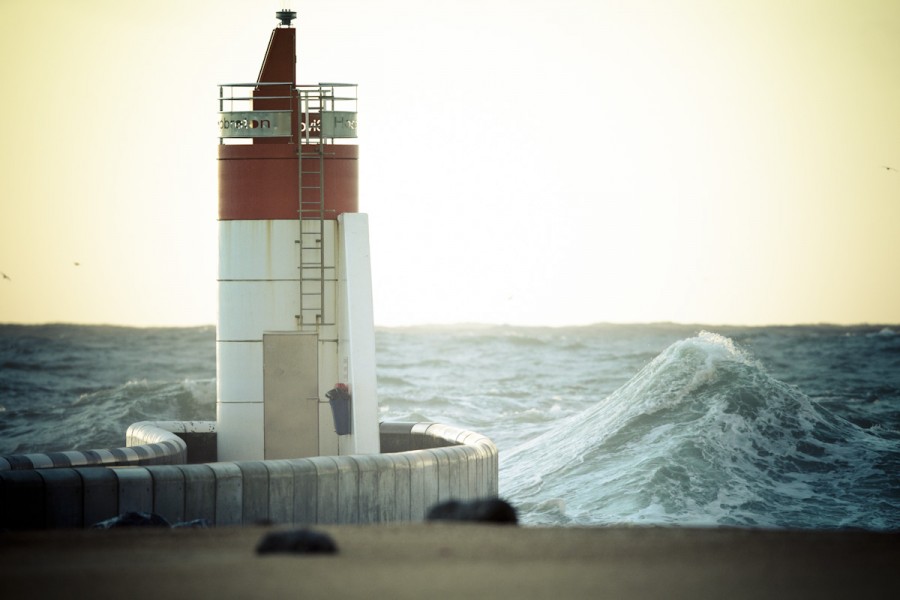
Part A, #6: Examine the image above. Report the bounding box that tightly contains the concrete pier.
[1,524,896,599]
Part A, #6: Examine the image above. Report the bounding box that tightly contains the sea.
[1,322,898,530]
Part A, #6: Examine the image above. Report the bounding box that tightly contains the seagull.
[73,262,80,267]
[1,272,10,281]
[882,165,899,173]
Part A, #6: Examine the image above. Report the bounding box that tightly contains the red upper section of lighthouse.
[258,27,296,85]
[218,16,359,221]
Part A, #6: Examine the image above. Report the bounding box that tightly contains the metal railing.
[217,82,358,144]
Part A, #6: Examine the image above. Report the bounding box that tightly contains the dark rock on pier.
[426,498,518,524]
[256,529,339,555]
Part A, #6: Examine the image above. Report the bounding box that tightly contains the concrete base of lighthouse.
[216,213,379,462]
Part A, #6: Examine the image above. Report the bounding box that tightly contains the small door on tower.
[263,332,319,458]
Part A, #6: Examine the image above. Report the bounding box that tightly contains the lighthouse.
[215,10,379,461]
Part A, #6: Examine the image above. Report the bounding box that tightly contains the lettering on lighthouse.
[298,112,358,138]
[218,110,292,138]
[321,111,358,138]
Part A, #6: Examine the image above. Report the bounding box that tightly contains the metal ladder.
[296,87,332,332]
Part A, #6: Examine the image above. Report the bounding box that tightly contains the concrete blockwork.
[0,422,498,530]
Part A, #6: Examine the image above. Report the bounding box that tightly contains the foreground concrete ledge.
[0,524,896,599]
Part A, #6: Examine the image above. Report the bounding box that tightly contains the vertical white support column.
[337,213,380,454]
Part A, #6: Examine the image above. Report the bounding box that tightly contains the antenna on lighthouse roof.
[276,8,297,27]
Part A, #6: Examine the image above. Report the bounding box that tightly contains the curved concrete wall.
[0,427,191,472]
[0,422,498,530]
[0,421,224,472]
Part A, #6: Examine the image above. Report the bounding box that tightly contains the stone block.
[237,461,269,525]
[114,467,153,514]
[178,464,216,523]
[208,462,243,526]
[310,457,338,524]
[78,467,119,527]
[148,465,185,524]
[263,460,295,525]
[334,456,359,524]
[0,470,45,530]
[291,458,319,525]
[39,469,83,529]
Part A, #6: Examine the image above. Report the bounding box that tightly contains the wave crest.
[502,332,899,529]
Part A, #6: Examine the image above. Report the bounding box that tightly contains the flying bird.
[1,272,10,281]
[882,165,898,173]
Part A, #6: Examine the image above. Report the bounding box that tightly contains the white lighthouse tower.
[215,10,379,461]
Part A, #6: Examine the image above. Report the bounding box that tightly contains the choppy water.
[0,325,216,454]
[2,323,898,529]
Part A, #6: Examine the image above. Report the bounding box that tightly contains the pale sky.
[1,0,898,327]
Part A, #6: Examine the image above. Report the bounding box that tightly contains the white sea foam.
[498,330,900,529]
